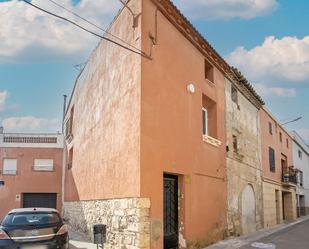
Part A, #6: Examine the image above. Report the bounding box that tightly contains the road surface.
[241,219,309,249]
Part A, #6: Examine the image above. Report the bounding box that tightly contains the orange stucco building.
[260,108,297,228]
[0,132,63,219]
[63,0,230,248]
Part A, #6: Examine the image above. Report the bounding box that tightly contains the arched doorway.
[241,185,256,235]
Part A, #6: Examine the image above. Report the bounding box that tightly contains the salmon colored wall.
[64,0,142,202]
[140,0,227,247]
[0,148,63,219]
[260,108,293,182]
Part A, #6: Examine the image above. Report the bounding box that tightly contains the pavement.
[69,229,98,249]
[68,216,309,249]
[205,216,309,249]
[240,218,309,249]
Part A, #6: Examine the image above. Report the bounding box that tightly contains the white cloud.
[173,0,278,20]
[255,83,296,97]
[2,116,60,132]
[0,91,8,111]
[228,36,309,83]
[0,0,121,62]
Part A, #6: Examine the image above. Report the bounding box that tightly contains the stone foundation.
[63,198,151,249]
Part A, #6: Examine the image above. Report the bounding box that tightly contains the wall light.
[187,83,195,94]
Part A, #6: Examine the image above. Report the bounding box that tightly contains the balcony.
[282,166,298,185]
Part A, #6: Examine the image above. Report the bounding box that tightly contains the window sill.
[203,135,222,147]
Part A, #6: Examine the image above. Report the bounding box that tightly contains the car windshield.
[2,212,61,226]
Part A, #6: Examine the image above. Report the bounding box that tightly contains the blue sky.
[0,0,308,143]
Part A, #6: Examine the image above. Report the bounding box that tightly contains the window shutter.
[33,159,54,171]
[269,147,275,172]
[202,108,208,135]
[3,159,17,175]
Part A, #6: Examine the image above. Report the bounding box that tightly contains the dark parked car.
[0,208,69,249]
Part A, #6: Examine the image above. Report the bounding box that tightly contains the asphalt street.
[241,219,309,249]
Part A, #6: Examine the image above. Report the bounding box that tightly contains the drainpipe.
[62,95,67,133]
[61,95,67,215]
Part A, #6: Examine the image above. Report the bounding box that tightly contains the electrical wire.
[46,0,144,54]
[118,0,135,17]
[22,0,151,59]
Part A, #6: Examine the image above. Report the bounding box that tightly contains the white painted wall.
[292,131,309,206]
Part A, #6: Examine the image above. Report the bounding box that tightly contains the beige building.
[260,108,297,228]
[225,68,264,236]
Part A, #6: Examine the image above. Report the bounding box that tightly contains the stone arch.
[241,184,256,235]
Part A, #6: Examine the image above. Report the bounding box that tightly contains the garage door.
[23,193,57,209]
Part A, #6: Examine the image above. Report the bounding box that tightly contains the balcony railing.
[282,167,298,184]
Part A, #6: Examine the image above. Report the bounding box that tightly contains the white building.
[292,131,309,216]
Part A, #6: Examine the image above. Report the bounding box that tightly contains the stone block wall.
[63,198,151,249]
[263,181,282,228]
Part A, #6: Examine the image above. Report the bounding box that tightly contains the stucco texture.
[64,0,142,201]
[140,0,227,247]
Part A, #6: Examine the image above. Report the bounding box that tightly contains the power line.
[118,0,136,17]
[46,0,143,54]
[22,0,151,59]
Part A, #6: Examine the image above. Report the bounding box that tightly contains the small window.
[299,171,303,186]
[33,159,54,171]
[65,106,74,139]
[202,107,208,136]
[2,159,17,175]
[286,139,289,148]
[232,135,238,153]
[298,150,302,159]
[269,147,275,172]
[268,122,273,135]
[231,85,238,104]
[68,147,74,170]
[204,59,214,83]
[202,94,217,138]
[279,132,282,142]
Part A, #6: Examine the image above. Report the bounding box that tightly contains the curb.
[204,216,309,249]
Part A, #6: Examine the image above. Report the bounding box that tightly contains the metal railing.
[282,167,298,184]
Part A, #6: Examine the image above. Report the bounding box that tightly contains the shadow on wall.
[63,169,91,238]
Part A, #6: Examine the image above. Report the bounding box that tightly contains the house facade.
[260,108,297,228]
[0,131,63,219]
[291,131,309,216]
[63,0,230,248]
[225,68,264,236]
